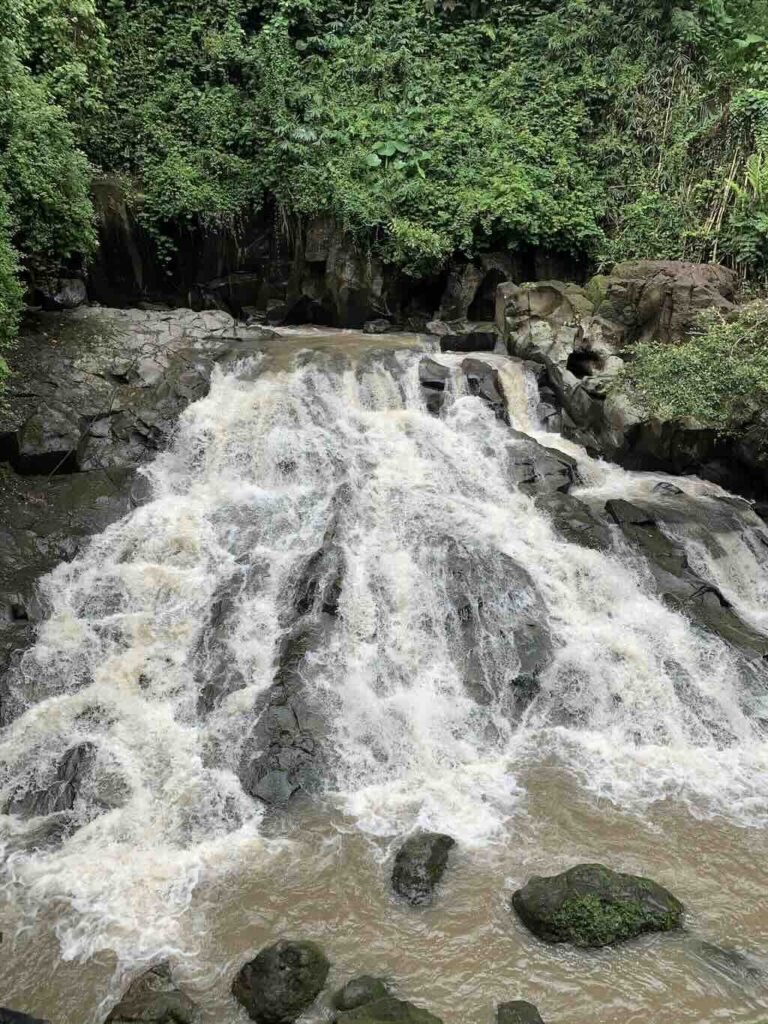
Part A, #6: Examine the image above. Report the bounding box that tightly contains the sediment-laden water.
[1,329,767,1024]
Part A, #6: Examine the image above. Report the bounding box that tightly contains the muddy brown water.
[0,330,767,1024]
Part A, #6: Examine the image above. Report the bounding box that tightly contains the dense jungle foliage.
[2,0,768,374]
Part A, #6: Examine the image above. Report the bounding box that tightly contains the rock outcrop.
[232,940,330,1024]
[391,832,456,904]
[511,863,684,947]
[496,262,768,502]
[106,963,201,1024]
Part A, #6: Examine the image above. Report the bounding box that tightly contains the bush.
[623,302,768,431]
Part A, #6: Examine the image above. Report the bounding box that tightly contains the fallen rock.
[496,1001,545,1024]
[232,940,330,1024]
[392,831,455,904]
[333,977,391,1012]
[336,996,443,1024]
[511,863,684,947]
[106,963,201,1024]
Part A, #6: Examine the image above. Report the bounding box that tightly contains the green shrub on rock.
[623,301,768,432]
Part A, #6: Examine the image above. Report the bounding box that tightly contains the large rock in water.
[336,997,443,1024]
[496,1001,545,1024]
[391,832,455,904]
[511,863,684,947]
[232,940,330,1024]
[106,963,201,1024]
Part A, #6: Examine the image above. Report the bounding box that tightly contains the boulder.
[511,863,684,947]
[333,977,391,1012]
[106,963,201,1024]
[391,831,455,904]
[534,492,611,551]
[336,997,442,1024]
[232,940,330,1024]
[593,259,737,344]
[34,277,88,311]
[496,1001,545,1024]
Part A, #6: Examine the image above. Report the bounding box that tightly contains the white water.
[1,333,768,1013]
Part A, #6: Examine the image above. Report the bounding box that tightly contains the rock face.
[592,260,736,344]
[496,1001,545,1024]
[511,863,684,947]
[0,306,254,725]
[333,978,391,1013]
[5,742,96,817]
[106,963,201,1024]
[232,940,330,1024]
[496,263,768,502]
[391,832,455,904]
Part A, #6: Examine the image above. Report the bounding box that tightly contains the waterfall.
[1,332,767,982]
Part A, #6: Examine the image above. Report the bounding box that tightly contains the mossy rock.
[333,977,391,1013]
[336,996,443,1024]
[511,863,684,947]
[391,832,455,905]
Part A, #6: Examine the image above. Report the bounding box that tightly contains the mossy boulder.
[232,940,329,1023]
[333,977,391,1012]
[106,963,201,1024]
[336,996,443,1024]
[391,832,455,905]
[511,863,684,947]
[496,1001,544,1024]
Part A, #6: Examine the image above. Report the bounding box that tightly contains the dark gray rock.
[106,963,201,1024]
[511,863,684,947]
[392,831,455,904]
[336,997,442,1024]
[496,1001,544,1024]
[333,977,390,1012]
[35,277,88,311]
[232,940,330,1024]
[504,435,579,496]
[605,497,768,659]
[535,492,611,551]
[5,742,96,817]
[418,357,451,416]
[0,1010,50,1024]
[461,358,508,423]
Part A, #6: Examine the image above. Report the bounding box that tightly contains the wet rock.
[392,831,455,904]
[496,1001,545,1024]
[653,481,684,496]
[439,325,498,354]
[535,492,611,551]
[106,963,201,1024]
[363,319,392,335]
[605,496,768,659]
[461,358,508,423]
[0,1011,50,1024]
[692,939,766,987]
[511,863,684,947]
[333,977,391,1012]
[418,357,451,416]
[504,435,578,496]
[336,997,443,1024]
[5,742,96,817]
[232,940,330,1024]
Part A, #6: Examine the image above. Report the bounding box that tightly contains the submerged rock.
[392,831,455,904]
[496,1001,545,1024]
[511,863,684,947]
[333,977,391,1012]
[363,319,392,335]
[232,940,330,1024]
[336,997,443,1024]
[106,963,201,1024]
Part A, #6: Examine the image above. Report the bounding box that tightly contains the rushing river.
[0,329,767,1024]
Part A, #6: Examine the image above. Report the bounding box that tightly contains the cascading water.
[1,330,767,1024]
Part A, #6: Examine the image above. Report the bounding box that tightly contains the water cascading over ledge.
[0,329,767,1023]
